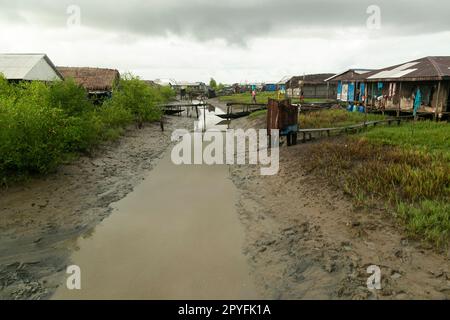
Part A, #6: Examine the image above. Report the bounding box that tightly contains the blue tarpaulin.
[414,88,422,116]
[360,83,365,101]
[348,82,355,101]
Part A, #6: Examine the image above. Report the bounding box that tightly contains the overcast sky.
[0,0,449,83]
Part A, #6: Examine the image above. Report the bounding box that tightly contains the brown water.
[52,147,258,300]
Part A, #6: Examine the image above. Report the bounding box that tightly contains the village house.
[57,67,120,104]
[263,82,278,92]
[363,56,450,118]
[0,53,63,82]
[325,69,374,105]
[284,74,337,99]
[172,81,207,94]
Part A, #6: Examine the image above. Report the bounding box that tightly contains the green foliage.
[109,73,162,123]
[209,78,217,89]
[0,72,174,181]
[158,85,176,102]
[49,78,92,116]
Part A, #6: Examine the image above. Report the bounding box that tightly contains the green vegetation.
[107,73,164,126]
[248,109,268,119]
[209,78,217,89]
[360,121,450,157]
[299,109,386,129]
[306,121,450,247]
[219,92,334,105]
[0,74,171,182]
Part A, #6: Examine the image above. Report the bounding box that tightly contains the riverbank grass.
[307,121,450,247]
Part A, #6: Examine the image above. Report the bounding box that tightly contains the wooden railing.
[297,116,415,143]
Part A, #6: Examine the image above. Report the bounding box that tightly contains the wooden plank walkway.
[297,117,412,143]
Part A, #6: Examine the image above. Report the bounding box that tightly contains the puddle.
[52,143,258,299]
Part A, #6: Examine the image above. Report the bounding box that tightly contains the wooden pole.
[435,81,441,121]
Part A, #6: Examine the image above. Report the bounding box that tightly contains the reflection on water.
[192,100,229,132]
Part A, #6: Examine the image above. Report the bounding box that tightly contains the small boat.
[164,109,184,115]
[217,108,266,119]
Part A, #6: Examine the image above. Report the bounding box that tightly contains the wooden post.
[160,116,165,132]
[435,82,441,121]
[203,104,206,132]
[397,82,402,118]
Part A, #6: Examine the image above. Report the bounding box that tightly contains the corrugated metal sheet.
[325,69,374,82]
[286,74,336,88]
[366,56,450,82]
[0,54,62,81]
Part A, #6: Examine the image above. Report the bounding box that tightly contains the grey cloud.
[1,0,449,43]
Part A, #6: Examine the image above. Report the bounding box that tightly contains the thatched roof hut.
[57,67,120,93]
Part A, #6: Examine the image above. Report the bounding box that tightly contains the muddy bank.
[0,116,193,300]
[229,116,450,299]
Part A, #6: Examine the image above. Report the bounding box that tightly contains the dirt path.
[0,117,193,299]
[229,116,450,299]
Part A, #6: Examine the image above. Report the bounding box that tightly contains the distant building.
[284,74,337,99]
[325,69,374,103]
[57,67,120,103]
[263,83,278,92]
[172,81,207,93]
[154,79,177,87]
[0,53,63,82]
[363,56,450,117]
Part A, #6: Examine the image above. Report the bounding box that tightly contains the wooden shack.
[57,67,120,104]
[267,99,298,146]
[364,56,450,118]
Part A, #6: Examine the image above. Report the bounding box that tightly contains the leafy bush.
[49,78,92,116]
[109,73,162,124]
[0,72,172,181]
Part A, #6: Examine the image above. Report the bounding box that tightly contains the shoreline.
[0,116,194,299]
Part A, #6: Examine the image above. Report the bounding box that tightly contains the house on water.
[325,69,374,105]
[364,56,450,118]
[284,74,337,99]
[0,53,63,82]
[57,67,120,104]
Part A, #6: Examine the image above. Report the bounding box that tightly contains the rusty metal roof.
[325,69,374,82]
[286,73,336,86]
[366,56,450,82]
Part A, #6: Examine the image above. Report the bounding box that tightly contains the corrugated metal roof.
[325,69,374,82]
[366,56,450,81]
[0,54,63,81]
[288,73,336,85]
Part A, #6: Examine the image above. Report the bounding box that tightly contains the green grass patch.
[219,92,333,105]
[305,121,450,248]
[360,121,450,158]
[248,109,268,118]
[299,109,386,129]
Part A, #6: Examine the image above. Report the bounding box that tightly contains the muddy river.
[52,103,258,300]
